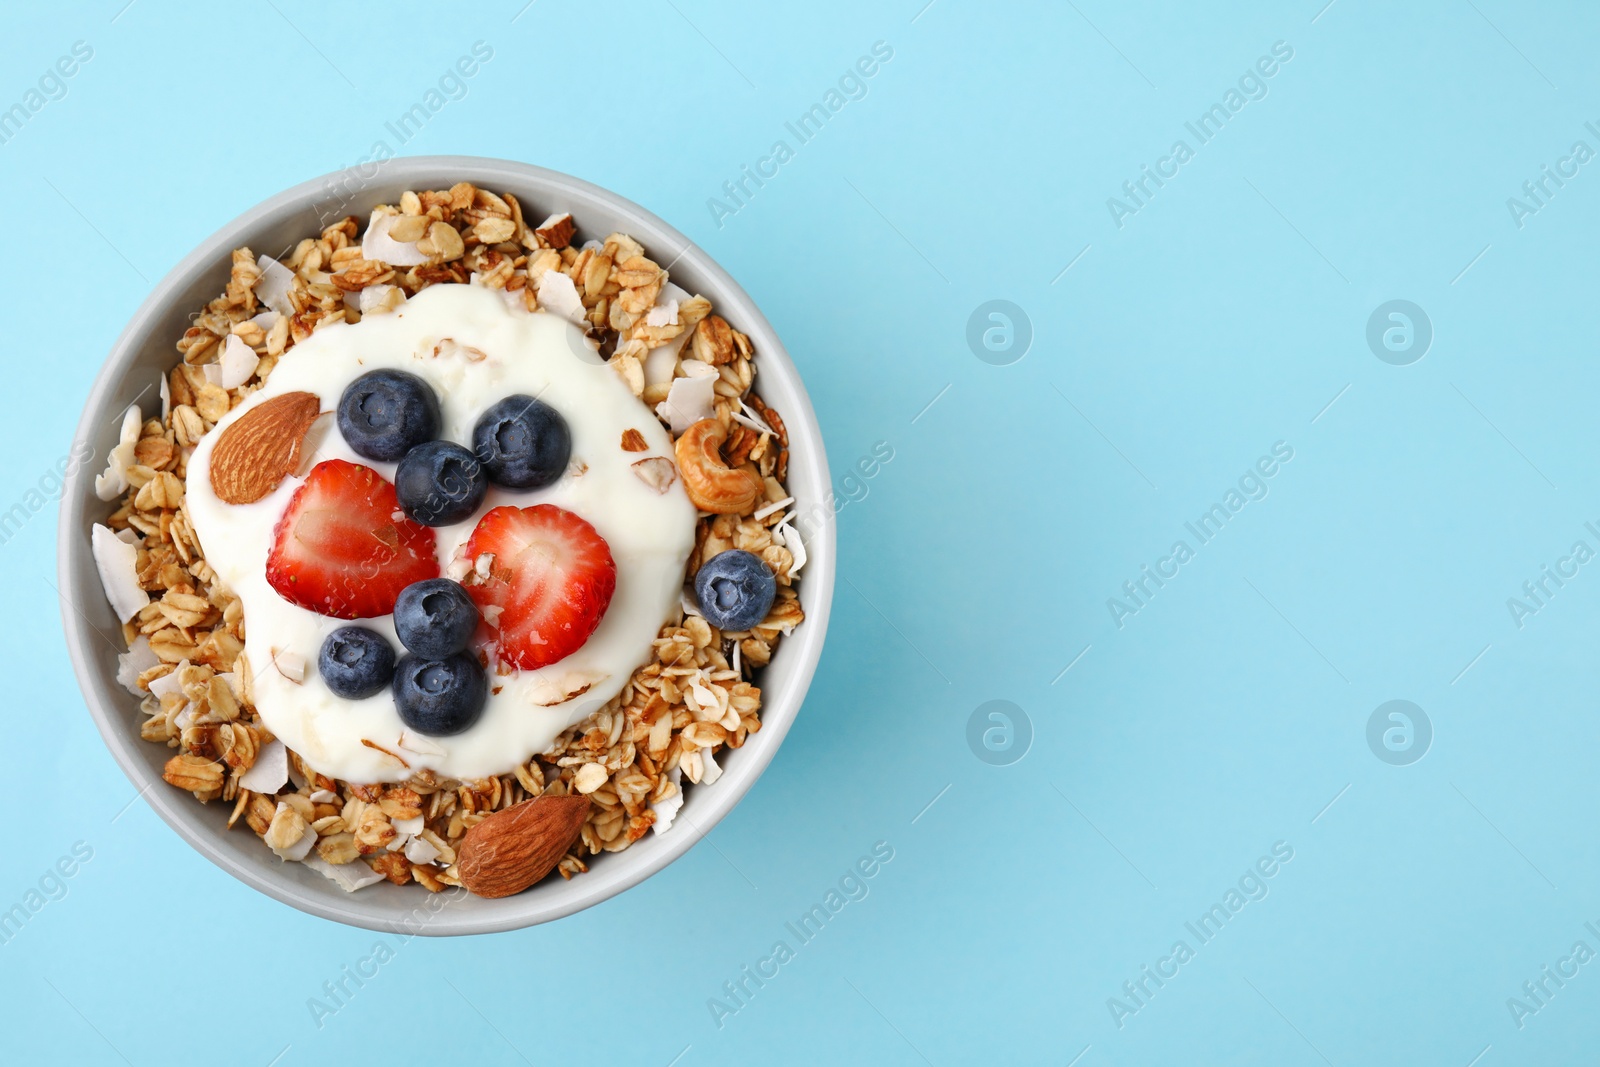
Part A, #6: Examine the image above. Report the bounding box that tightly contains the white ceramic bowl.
[58,156,834,934]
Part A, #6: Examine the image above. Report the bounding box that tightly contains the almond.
[631,456,678,494]
[620,428,647,452]
[456,794,590,898]
[208,391,322,504]
[535,212,576,249]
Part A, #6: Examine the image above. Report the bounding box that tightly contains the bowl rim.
[57,155,835,935]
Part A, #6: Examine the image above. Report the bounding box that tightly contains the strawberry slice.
[462,504,616,670]
[266,459,438,619]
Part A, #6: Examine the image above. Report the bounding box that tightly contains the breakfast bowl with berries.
[58,158,834,933]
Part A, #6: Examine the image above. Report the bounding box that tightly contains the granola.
[98,183,804,895]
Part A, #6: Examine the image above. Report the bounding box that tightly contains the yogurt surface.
[186,284,697,782]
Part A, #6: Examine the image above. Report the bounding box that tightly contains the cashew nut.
[674,418,762,514]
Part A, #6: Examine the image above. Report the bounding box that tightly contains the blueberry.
[694,549,777,632]
[317,626,396,699]
[472,395,571,489]
[392,652,487,736]
[395,441,488,526]
[394,578,480,658]
[337,369,440,461]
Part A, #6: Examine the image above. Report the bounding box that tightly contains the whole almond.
[208,391,322,504]
[456,794,590,898]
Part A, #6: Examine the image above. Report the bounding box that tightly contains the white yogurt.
[186,284,696,782]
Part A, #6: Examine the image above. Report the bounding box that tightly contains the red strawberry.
[462,504,616,670]
[266,459,439,619]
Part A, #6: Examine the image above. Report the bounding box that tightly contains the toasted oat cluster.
[104,182,804,894]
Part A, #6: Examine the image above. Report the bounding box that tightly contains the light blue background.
[4,0,1599,1063]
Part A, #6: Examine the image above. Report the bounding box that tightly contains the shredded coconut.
[360,209,429,266]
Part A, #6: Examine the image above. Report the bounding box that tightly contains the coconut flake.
[643,335,688,388]
[158,373,170,421]
[116,636,159,696]
[250,309,280,332]
[536,269,587,324]
[94,404,141,501]
[640,284,693,386]
[404,835,441,865]
[699,746,723,786]
[254,254,296,318]
[91,523,147,621]
[752,497,793,522]
[239,740,289,794]
[303,855,387,892]
[217,335,260,389]
[392,815,424,837]
[646,300,680,328]
[361,210,429,266]
[282,834,316,862]
[731,399,775,437]
[651,765,685,835]
[655,374,717,435]
[655,282,690,314]
[148,663,186,702]
[700,748,726,790]
[775,518,807,579]
[174,703,198,732]
[681,586,702,619]
[445,555,473,582]
[268,803,317,862]
[309,789,338,804]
